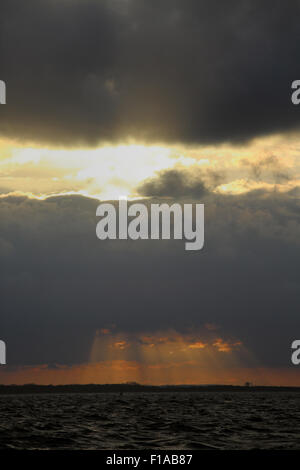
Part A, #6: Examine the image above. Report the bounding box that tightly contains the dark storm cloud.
[136,160,293,201]
[1,0,300,145]
[137,168,209,198]
[0,191,299,369]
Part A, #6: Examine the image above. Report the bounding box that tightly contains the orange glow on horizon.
[0,361,299,387]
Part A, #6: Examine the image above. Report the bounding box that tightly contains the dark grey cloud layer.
[1,0,300,145]
[0,191,299,369]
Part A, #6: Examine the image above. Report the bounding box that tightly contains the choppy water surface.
[0,392,299,450]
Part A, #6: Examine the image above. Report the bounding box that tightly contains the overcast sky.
[0,0,300,385]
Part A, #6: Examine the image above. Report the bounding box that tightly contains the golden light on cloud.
[113,341,129,350]
[188,341,207,350]
[86,328,246,385]
[0,140,190,200]
[1,133,300,200]
[212,339,243,353]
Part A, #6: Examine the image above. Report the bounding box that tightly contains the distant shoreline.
[0,384,300,395]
